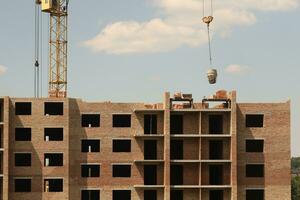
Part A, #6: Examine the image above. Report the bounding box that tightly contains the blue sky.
[0,1,299,156]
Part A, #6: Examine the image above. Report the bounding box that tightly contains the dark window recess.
[171,140,183,160]
[171,190,183,200]
[0,127,2,147]
[209,190,224,200]
[81,165,100,177]
[113,165,131,177]
[15,179,31,192]
[209,140,223,159]
[81,140,100,152]
[113,140,131,152]
[144,190,157,200]
[44,102,64,115]
[15,102,32,115]
[15,153,31,167]
[246,189,264,200]
[44,128,63,141]
[15,128,31,141]
[171,165,183,185]
[113,190,131,200]
[144,114,157,134]
[170,115,183,134]
[246,164,264,177]
[209,115,223,134]
[144,165,157,185]
[44,179,63,192]
[144,140,157,160]
[81,190,100,200]
[209,165,223,185]
[44,153,63,166]
[81,114,100,127]
[113,115,131,127]
[0,101,3,122]
[246,114,264,128]
[246,140,264,152]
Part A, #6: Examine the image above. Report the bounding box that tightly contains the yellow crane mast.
[36,0,69,98]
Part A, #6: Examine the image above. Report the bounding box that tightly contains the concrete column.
[163,92,170,200]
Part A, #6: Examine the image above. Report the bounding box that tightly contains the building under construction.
[0,90,291,200]
[0,0,291,199]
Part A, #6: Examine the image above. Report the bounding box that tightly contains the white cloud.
[84,19,207,54]
[0,65,7,75]
[84,0,298,54]
[222,0,299,11]
[225,64,251,75]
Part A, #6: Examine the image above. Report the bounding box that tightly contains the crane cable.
[40,8,43,97]
[34,1,44,97]
[34,2,40,98]
[202,0,214,66]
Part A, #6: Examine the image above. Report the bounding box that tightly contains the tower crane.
[35,0,69,98]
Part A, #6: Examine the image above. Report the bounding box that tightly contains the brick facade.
[0,91,291,200]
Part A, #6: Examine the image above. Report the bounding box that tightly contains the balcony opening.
[44,179,63,192]
[209,165,223,185]
[246,164,264,177]
[44,102,64,115]
[113,139,131,152]
[81,114,100,127]
[113,114,131,127]
[144,190,157,200]
[144,165,157,185]
[171,190,183,200]
[81,190,100,200]
[15,102,32,115]
[144,114,157,134]
[171,165,183,185]
[171,140,183,160]
[15,179,31,192]
[144,140,157,160]
[44,128,63,141]
[209,140,223,160]
[15,153,31,167]
[15,128,31,141]
[170,114,183,134]
[209,115,223,134]
[246,140,264,152]
[112,165,131,177]
[209,190,224,200]
[81,139,100,152]
[44,153,63,166]
[81,164,100,177]
[113,190,131,200]
[246,114,264,128]
[246,189,264,200]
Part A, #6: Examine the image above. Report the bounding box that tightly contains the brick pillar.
[198,111,202,199]
[2,97,10,200]
[163,92,170,200]
[230,91,238,200]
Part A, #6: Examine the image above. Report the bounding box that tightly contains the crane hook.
[202,16,213,25]
[202,0,218,84]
